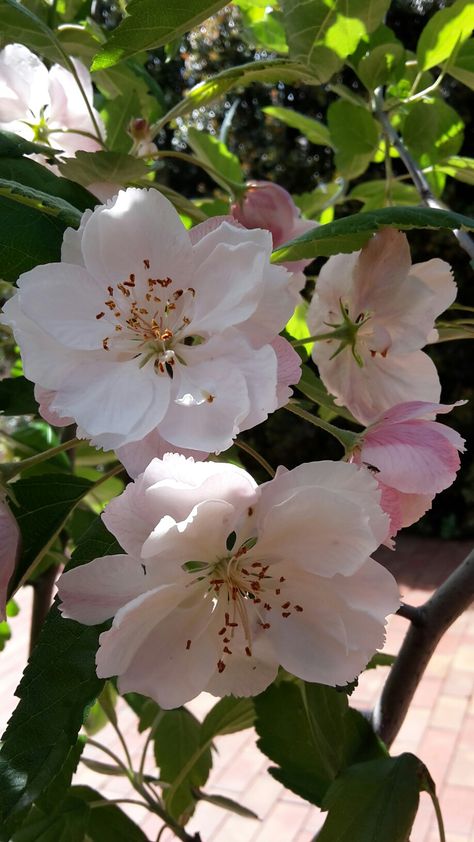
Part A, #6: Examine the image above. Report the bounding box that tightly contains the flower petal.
[58,554,151,624]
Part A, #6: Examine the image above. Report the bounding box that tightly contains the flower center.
[184,535,304,674]
[321,299,391,366]
[96,257,198,376]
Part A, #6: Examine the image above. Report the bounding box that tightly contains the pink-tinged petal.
[361,420,464,494]
[18,263,111,350]
[190,223,272,334]
[409,258,457,321]
[47,59,104,154]
[50,359,170,449]
[271,336,302,407]
[371,400,466,426]
[0,44,49,124]
[353,229,412,316]
[314,344,441,426]
[116,430,207,479]
[267,561,398,686]
[188,215,242,244]
[80,188,193,288]
[97,584,220,708]
[35,386,73,427]
[58,554,151,624]
[397,491,433,528]
[258,460,389,549]
[0,496,20,620]
[377,481,404,541]
[239,261,297,345]
[256,486,378,577]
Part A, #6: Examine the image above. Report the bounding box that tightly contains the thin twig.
[234,439,275,477]
[373,548,474,746]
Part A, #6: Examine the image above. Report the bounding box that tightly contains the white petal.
[58,554,151,624]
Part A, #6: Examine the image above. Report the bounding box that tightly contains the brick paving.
[1,536,473,841]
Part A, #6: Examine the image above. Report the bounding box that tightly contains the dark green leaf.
[72,786,149,842]
[36,739,85,814]
[194,790,258,819]
[0,131,58,160]
[263,106,332,147]
[0,178,81,227]
[357,42,405,90]
[282,0,391,83]
[272,206,474,263]
[8,474,94,594]
[123,692,162,732]
[0,378,38,416]
[9,422,70,476]
[318,754,423,841]
[12,796,90,842]
[327,101,380,179]
[255,682,384,806]
[154,708,212,821]
[0,157,94,283]
[200,697,255,744]
[417,0,474,71]
[92,0,226,69]
[0,0,65,64]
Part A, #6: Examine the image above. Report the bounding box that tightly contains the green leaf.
[36,740,85,814]
[365,652,396,670]
[281,0,390,83]
[0,156,94,283]
[123,692,162,732]
[263,106,332,147]
[12,796,90,842]
[403,99,464,166]
[92,0,226,69]
[445,38,474,89]
[0,378,38,416]
[272,206,474,263]
[349,180,420,210]
[58,151,148,189]
[73,786,148,842]
[200,697,255,744]
[286,300,313,358]
[186,128,244,191]
[327,101,380,179]
[194,791,258,819]
[0,177,82,227]
[0,131,58,160]
[8,474,94,595]
[255,682,384,806]
[293,181,344,218]
[318,754,423,841]
[154,58,320,131]
[0,0,64,64]
[438,155,474,185]
[242,9,288,54]
[295,365,357,423]
[154,708,212,821]
[357,42,405,90]
[417,0,474,71]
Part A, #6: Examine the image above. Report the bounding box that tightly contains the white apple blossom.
[1,188,301,454]
[0,43,104,159]
[58,455,399,708]
[307,229,456,424]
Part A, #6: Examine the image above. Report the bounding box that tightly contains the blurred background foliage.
[90,0,474,537]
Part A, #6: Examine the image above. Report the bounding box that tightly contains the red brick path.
[1,536,473,841]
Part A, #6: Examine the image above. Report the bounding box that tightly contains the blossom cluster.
[0,44,466,708]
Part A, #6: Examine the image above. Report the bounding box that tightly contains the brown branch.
[373,548,474,746]
[29,564,59,654]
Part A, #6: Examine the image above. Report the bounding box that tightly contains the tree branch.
[29,564,59,654]
[373,548,474,746]
[373,90,474,261]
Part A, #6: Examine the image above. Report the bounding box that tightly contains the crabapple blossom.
[307,229,457,424]
[58,455,399,709]
[1,188,301,455]
[231,180,317,276]
[352,401,466,535]
[0,492,19,620]
[0,43,104,160]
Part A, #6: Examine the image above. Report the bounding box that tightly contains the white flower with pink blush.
[0,492,19,620]
[1,188,301,456]
[352,401,466,536]
[231,180,317,277]
[0,43,104,159]
[58,455,399,708]
[307,229,457,425]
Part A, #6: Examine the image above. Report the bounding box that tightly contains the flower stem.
[1,437,81,481]
[234,438,275,477]
[284,401,358,450]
